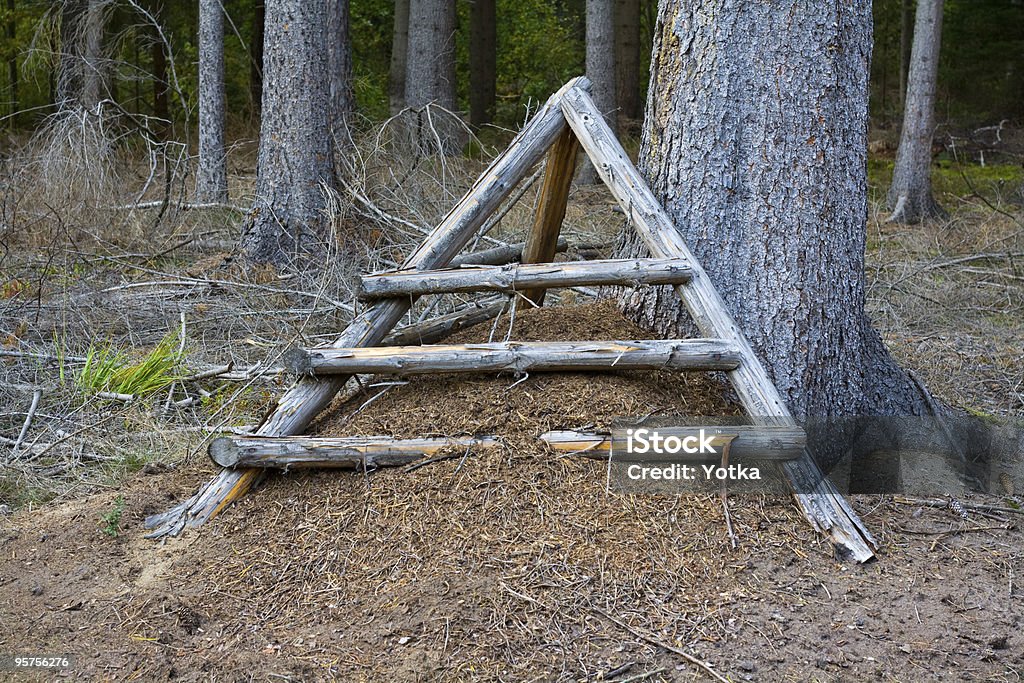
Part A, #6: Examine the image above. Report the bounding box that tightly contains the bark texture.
[614,0,926,420]
[56,0,106,111]
[196,0,228,202]
[250,0,264,114]
[405,0,461,154]
[327,0,353,148]
[388,0,409,114]
[469,0,496,127]
[580,0,616,183]
[899,0,913,109]
[7,0,17,125]
[615,0,641,124]
[242,0,335,265]
[888,0,945,223]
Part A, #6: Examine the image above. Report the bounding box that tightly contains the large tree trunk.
[888,0,945,223]
[196,0,228,202]
[405,0,461,154]
[388,0,409,114]
[614,0,641,125]
[469,0,496,128]
[241,0,335,266]
[327,0,353,152]
[249,0,264,115]
[579,0,616,183]
[613,0,926,421]
[899,0,913,110]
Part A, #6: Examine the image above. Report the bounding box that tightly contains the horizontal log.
[540,426,805,461]
[358,258,693,300]
[210,435,498,469]
[449,237,569,268]
[286,339,742,376]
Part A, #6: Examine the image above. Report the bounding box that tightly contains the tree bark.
[613,0,927,421]
[579,0,616,183]
[56,0,84,109]
[469,0,496,128]
[615,0,641,125]
[6,0,16,126]
[327,0,353,150]
[899,0,913,110]
[250,0,264,115]
[151,3,168,133]
[388,0,409,114]
[80,0,105,110]
[241,0,335,266]
[196,0,228,202]
[888,0,945,223]
[405,0,461,154]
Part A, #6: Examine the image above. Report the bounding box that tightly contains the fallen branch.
[11,389,42,456]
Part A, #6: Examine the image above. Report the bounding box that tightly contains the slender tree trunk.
[56,0,84,109]
[6,0,16,126]
[327,0,353,147]
[151,5,169,134]
[579,0,616,183]
[899,0,913,110]
[614,0,640,125]
[405,0,461,154]
[80,0,105,110]
[250,0,264,115]
[469,0,495,128]
[888,0,945,223]
[613,0,926,420]
[388,0,409,114]
[242,0,335,266]
[196,0,228,202]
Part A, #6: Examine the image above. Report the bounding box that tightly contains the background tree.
[241,0,336,265]
[469,0,496,128]
[899,0,913,109]
[388,0,408,114]
[5,0,17,126]
[327,0,354,147]
[614,0,640,125]
[196,0,227,202]
[405,0,459,153]
[614,0,926,419]
[888,0,945,223]
[579,0,615,183]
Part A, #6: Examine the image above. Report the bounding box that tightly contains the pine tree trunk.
[242,0,335,266]
[6,0,17,126]
[469,0,496,128]
[614,0,641,125]
[80,0,105,110]
[899,0,913,110]
[327,0,353,148]
[579,0,616,184]
[613,0,926,420]
[888,0,945,223]
[250,0,264,115]
[151,5,168,135]
[56,0,84,109]
[196,0,228,202]
[388,0,409,114]
[405,0,462,154]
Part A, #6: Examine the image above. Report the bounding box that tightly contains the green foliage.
[867,157,1022,202]
[99,495,126,537]
[76,329,185,398]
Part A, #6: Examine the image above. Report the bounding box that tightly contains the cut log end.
[209,437,240,467]
[283,347,313,376]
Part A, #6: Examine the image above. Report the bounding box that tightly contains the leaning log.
[560,84,877,561]
[450,237,569,267]
[143,77,593,538]
[539,427,805,461]
[358,258,693,300]
[382,298,509,346]
[287,339,742,377]
[210,435,498,469]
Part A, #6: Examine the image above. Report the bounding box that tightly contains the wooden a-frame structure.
[145,77,877,562]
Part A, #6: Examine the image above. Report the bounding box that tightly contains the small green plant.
[77,329,185,398]
[99,495,126,537]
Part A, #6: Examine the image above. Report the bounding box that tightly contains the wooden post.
[287,339,742,376]
[144,77,593,538]
[210,435,498,469]
[358,258,693,300]
[559,85,877,561]
[520,127,580,305]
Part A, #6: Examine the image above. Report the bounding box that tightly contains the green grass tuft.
[77,329,185,398]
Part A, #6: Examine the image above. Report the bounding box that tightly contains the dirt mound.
[2,301,1022,681]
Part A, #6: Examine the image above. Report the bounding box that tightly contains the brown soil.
[2,302,1022,682]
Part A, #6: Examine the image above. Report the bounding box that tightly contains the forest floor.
[1,127,1023,681]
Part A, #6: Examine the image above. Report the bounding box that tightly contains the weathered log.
[144,77,593,538]
[521,126,580,304]
[560,85,877,561]
[359,258,693,300]
[539,427,805,461]
[382,298,509,346]
[210,435,498,469]
[449,237,568,268]
[287,339,741,376]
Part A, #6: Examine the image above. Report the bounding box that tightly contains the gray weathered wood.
[145,77,591,538]
[560,85,877,561]
[287,339,741,376]
[210,435,498,469]
[382,298,509,346]
[539,427,806,461]
[449,237,568,268]
[359,258,692,300]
